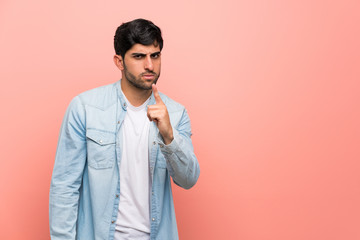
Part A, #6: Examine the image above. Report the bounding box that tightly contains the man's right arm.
[49,96,87,239]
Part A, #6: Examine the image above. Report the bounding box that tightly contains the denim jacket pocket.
[86,129,116,169]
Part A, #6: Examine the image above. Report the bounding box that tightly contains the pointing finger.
[152,84,163,104]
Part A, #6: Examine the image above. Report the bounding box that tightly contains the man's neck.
[121,78,152,107]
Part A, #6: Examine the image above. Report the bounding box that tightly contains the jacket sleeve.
[158,109,200,189]
[49,96,87,239]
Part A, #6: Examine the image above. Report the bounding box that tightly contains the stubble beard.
[124,64,160,90]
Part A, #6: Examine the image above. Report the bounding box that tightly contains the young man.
[49,19,200,240]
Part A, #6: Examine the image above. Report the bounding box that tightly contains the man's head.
[114,19,163,59]
[114,19,163,90]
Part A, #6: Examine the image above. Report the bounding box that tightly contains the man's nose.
[144,56,154,71]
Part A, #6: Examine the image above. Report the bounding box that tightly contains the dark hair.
[114,18,163,58]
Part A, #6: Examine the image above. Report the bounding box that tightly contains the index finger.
[152,84,163,103]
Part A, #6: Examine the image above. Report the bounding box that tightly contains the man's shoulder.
[76,81,118,110]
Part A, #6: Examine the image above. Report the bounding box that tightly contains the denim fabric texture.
[49,80,200,240]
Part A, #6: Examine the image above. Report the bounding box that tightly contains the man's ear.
[113,55,124,70]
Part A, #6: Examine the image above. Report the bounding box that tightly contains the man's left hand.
[147,84,174,145]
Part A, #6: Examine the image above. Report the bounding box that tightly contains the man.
[49,19,200,240]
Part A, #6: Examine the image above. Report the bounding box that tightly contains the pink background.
[1,0,359,239]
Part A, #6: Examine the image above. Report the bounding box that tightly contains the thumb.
[152,84,163,103]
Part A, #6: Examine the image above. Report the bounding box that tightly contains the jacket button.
[116,194,119,198]
[152,218,155,221]
[111,220,115,224]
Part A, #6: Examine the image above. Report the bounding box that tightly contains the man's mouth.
[142,73,156,80]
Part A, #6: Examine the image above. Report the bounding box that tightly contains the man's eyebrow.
[131,51,161,56]
[131,53,146,56]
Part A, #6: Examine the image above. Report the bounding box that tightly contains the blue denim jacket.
[49,81,200,240]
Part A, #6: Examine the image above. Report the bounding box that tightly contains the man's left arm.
[160,109,200,189]
[147,84,200,189]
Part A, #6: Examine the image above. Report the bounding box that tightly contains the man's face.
[122,43,161,90]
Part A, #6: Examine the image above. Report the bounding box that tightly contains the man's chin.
[142,85,153,90]
[138,83,154,90]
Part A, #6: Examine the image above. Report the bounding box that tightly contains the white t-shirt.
[115,94,151,240]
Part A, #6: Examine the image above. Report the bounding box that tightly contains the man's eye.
[151,54,160,59]
[134,55,143,59]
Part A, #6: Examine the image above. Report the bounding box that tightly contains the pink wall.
[1,0,359,239]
